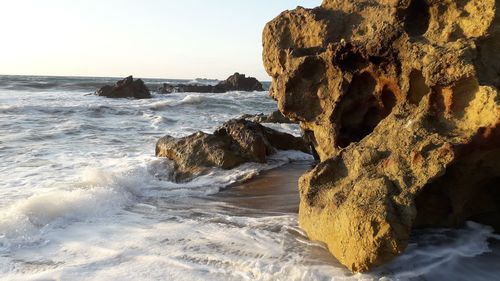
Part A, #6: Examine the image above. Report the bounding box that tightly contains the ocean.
[0,75,499,280]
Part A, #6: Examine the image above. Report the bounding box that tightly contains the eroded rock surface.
[263,0,500,272]
[155,119,310,182]
[158,73,264,94]
[96,76,151,99]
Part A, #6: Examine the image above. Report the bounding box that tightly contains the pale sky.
[0,0,321,80]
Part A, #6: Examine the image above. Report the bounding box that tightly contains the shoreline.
[211,162,314,215]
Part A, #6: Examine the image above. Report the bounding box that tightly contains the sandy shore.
[211,162,313,215]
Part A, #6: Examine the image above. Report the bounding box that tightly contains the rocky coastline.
[127,0,500,273]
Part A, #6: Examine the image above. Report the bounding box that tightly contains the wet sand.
[148,162,315,218]
[212,162,313,215]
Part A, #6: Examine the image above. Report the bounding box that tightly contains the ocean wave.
[146,150,313,197]
[0,75,190,92]
[171,93,248,111]
[0,168,138,249]
[149,100,175,110]
[149,115,176,129]
[0,151,312,251]
[177,94,213,105]
[0,104,74,116]
[83,105,133,117]
[0,103,137,118]
[187,78,219,86]
[0,105,18,113]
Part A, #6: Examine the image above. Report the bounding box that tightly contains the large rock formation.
[263,0,499,273]
[158,73,264,94]
[96,76,151,99]
[156,119,310,182]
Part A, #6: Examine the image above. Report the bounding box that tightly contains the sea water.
[0,75,499,281]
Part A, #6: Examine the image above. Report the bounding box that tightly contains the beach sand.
[212,162,313,215]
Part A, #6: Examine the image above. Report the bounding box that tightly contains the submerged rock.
[96,76,151,99]
[158,83,214,94]
[158,73,264,94]
[241,110,295,124]
[155,119,310,182]
[263,0,500,273]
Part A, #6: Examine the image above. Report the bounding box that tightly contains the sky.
[0,0,322,80]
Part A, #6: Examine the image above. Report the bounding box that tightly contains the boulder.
[155,119,310,182]
[263,0,500,273]
[158,73,264,94]
[96,76,151,99]
[215,72,264,92]
[241,110,295,124]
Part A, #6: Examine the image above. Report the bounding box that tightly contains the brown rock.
[158,73,264,94]
[215,72,264,92]
[158,83,214,94]
[155,119,310,182]
[263,0,500,273]
[96,76,151,99]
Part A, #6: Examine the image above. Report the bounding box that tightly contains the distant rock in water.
[216,72,264,92]
[96,76,151,99]
[155,119,310,182]
[241,110,295,124]
[159,83,214,94]
[263,0,500,273]
[158,73,264,94]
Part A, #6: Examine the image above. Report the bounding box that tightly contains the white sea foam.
[0,149,311,254]
[149,100,175,110]
[0,169,134,249]
[178,94,211,105]
[0,104,17,112]
[4,212,497,281]
[261,122,302,137]
[366,222,500,281]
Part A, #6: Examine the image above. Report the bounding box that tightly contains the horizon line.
[0,73,272,83]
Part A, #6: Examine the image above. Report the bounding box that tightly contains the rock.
[157,83,176,94]
[263,0,500,273]
[241,110,295,124]
[158,73,264,94]
[215,72,264,92]
[96,76,151,99]
[158,83,214,94]
[155,119,310,182]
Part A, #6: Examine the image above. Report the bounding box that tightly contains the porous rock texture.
[96,76,151,99]
[156,119,310,182]
[263,0,500,273]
